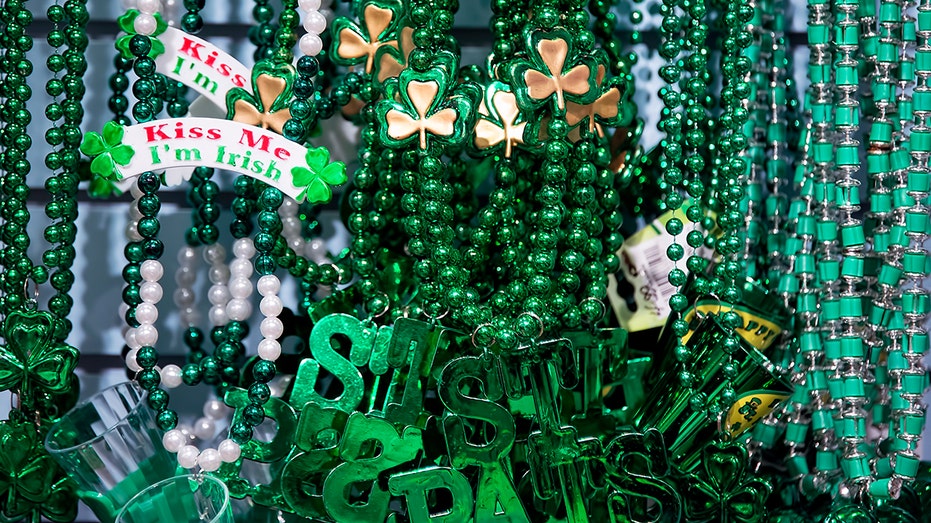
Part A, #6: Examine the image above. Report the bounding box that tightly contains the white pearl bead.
[204,399,227,420]
[299,0,321,10]
[139,282,163,304]
[140,260,164,282]
[218,439,242,463]
[299,33,324,56]
[198,448,221,472]
[121,0,138,10]
[135,324,159,346]
[133,13,158,35]
[260,295,283,316]
[308,238,327,257]
[126,223,142,242]
[175,265,196,287]
[161,364,183,388]
[319,8,334,20]
[125,349,141,372]
[204,244,226,264]
[125,329,141,350]
[260,317,284,339]
[174,287,196,308]
[178,246,198,266]
[209,306,229,327]
[193,417,216,440]
[226,298,252,321]
[180,307,201,326]
[228,277,253,299]
[258,338,281,361]
[209,265,230,284]
[135,302,158,324]
[257,275,281,297]
[208,284,231,306]
[178,423,194,438]
[304,10,327,33]
[233,238,256,259]
[137,0,161,13]
[178,445,200,469]
[289,239,305,252]
[163,429,186,453]
[229,259,253,278]
[119,302,130,319]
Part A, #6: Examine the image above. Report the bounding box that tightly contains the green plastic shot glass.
[116,474,232,523]
[44,381,181,523]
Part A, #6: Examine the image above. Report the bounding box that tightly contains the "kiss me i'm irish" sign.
[80,118,347,204]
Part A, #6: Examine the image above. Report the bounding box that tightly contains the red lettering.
[179,37,204,61]
[239,129,272,152]
[207,129,221,140]
[274,147,290,161]
[205,51,218,67]
[217,63,231,78]
[174,122,185,139]
[232,74,247,88]
[144,124,169,142]
[189,126,203,138]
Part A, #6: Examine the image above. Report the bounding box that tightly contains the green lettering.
[174,148,201,162]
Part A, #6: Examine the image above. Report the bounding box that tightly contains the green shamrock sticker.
[114,9,168,59]
[291,147,348,204]
[79,121,135,181]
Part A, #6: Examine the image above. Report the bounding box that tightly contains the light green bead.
[903,250,929,274]
[869,122,894,145]
[895,455,921,478]
[819,259,841,281]
[905,332,929,354]
[817,220,838,241]
[843,378,866,398]
[816,449,838,471]
[812,409,834,432]
[824,338,841,359]
[841,337,865,358]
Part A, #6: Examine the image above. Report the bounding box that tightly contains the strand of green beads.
[804,0,842,484]
[736,0,766,282]
[707,0,753,418]
[283,56,320,143]
[490,0,524,69]
[864,0,902,451]
[679,0,713,302]
[589,0,629,74]
[658,0,693,370]
[181,0,205,33]
[0,0,36,316]
[234,187,285,444]
[830,0,875,497]
[762,0,791,322]
[251,0,277,62]
[108,53,133,125]
[884,0,930,492]
[271,0,298,64]
[187,167,221,246]
[42,0,88,331]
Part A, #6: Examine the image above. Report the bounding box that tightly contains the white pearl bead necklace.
[121,180,283,471]
[134,0,161,36]
[298,0,332,57]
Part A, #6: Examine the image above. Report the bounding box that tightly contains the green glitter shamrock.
[291,147,348,204]
[0,418,77,523]
[79,121,135,181]
[684,441,772,522]
[114,9,168,60]
[0,309,79,401]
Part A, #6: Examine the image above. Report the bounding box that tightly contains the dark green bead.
[136,346,158,368]
[252,360,276,382]
[148,388,169,411]
[129,36,152,58]
[243,404,265,425]
[230,421,253,444]
[137,368,160,389]
[156,409,178,431]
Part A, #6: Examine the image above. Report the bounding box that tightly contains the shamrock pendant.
[226,60,296,135]
[0,309,79,407]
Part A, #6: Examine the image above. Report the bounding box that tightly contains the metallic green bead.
[156,409,178,431]
[182,363,203,385]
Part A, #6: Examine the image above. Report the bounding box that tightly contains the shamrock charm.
[332,0,405,75]
[566,64,633,135]
[474,82,527,158]
[684,441,772,523]
[79,121,135,181]
[376,65,479,150]
[507,29,598,113]
[226,60,295,135]
[0,418,77,523]
[290,147,348,204]
[0,309,79,402]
